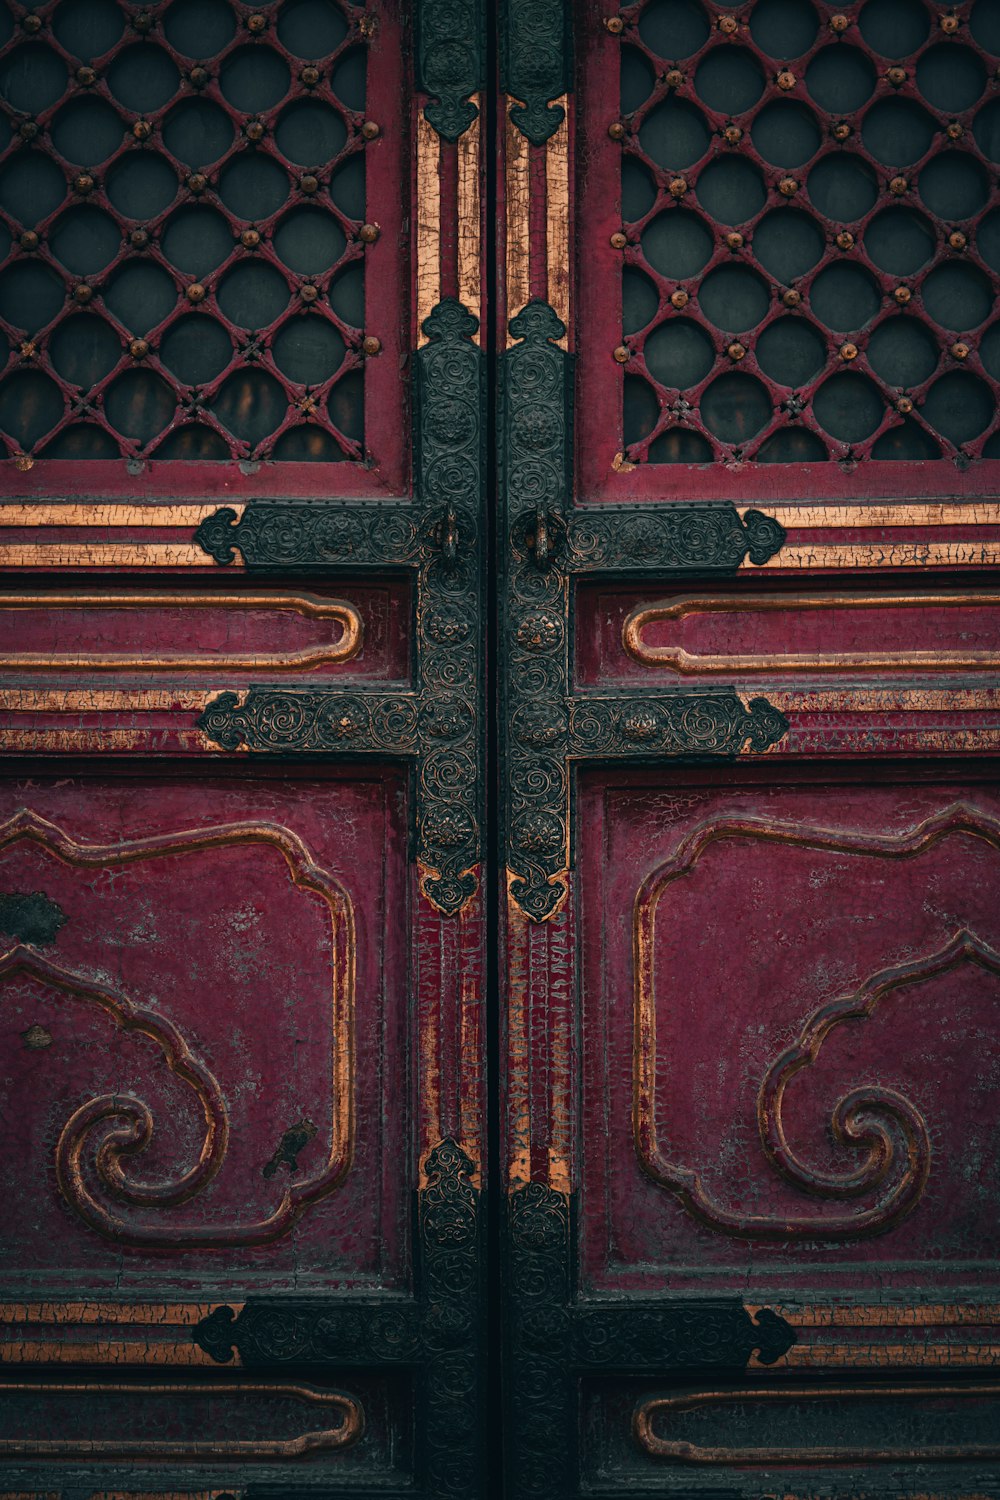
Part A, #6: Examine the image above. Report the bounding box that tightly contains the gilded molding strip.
[0,504,242,527]
[624,591,1000,675]
[0,808,354,1248]
[634,1383,1000,1465]
[635,805,1000,1240]
[545,96,570,349]
[759,540,1000,569]
[457,98,482,334]
[504,100,531,336]
[0,1380,362,1460]
[0,593,362,673]
[0,544,217,569]
[416,108,441,345]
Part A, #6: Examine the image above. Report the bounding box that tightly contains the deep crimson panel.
[0,765,409,1290]
[579,768,1000,1295]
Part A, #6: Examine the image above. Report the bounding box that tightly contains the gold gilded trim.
[546,96,570,349]
[624,592,1000,676]
[416,108,441,345]
[0,544,219,569]
[0,592,363,672]
[0,1380,362,1460]
[633,1383,1000,1465]
[756,540,1000,570]
[458,99,482,339]
[0,504,240,528]
[758,501,1000,530]
[0,809,355,1247]
[505,99,531,342]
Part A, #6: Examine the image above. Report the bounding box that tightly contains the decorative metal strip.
[501,0,571,145]
[416,0,485,142]
[503,1181,797,1496]
[499,300,788,921]
[195,298,485,919]
[193,1137,482,1497]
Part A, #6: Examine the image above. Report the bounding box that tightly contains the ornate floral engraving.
[195,298,484,918]
[500,300,789,921]
[502,0,569,145]
[566,502,786,573]
[417,0,484,142]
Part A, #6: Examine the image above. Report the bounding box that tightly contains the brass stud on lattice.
[129,338,149,359]
[727,341,746,361]
[19,231,39,251]
[189,66,209,88]
[299,395,318,415]
[246,120,265,142]
[946,122,963,141]
[782,288,802,307]
[669,176,687,198]
[73,283,92,304]
[830,13,849,32]
[187,282,206,303]
[726,231,743,250]
[840,342,858,361]
[18,121,38,141]
[363,335,382,356]
[897,395,914,414]
[134,11,153,32]
[836,230,855,250]
[133,119,152,140]
[300,174,319,194]
[718,14,738,33]
[723,124,742,145]
[605,14,624,33]
[887,67,907,87]
[187,173,207,194]
[76,65,96,86]
[608,120,626,140]
[361,120,380,140]
[247,12,267,32]
[301,66,320,86]
[130,228,149,248]
[74,174,95,196]
[665,68,684,89]
[613,344,630,363]
[300,283,319,303]
[949,230,968,251]
[777,70,796,91]
[19,341,35,360]
[779,176,798,197]
[23,13,41,31]
[671,289,689,309]
[952,341,970,360]
[940,13,960,33]
[14,453,33,471]
[890,175,909,195]
[832,122,851,141]
[610,231,627,250]
[894,285,912,304]
[242,228,261,249]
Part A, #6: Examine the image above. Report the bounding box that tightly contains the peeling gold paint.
[457,101,482,339]
[546,97,570,348]
[506,877,531,1189]
[757,501,1000,530]
[416,109,441,345]
[505,99,531,342]
[755,541,1000,570]
[0,504,242,527]
[0,544,221,569]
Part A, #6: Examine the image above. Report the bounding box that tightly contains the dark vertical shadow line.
[483,1,503,1493]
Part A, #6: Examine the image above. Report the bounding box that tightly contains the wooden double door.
[2,1,1000,1495]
